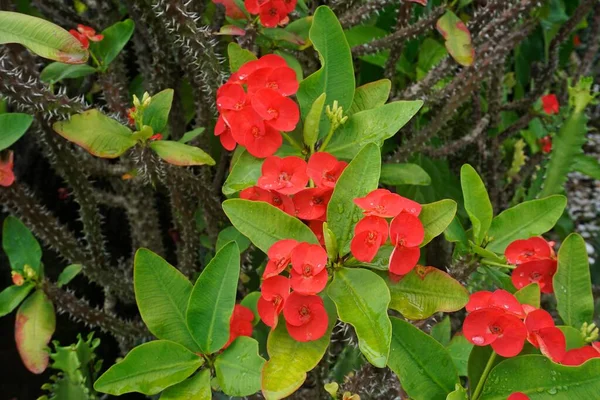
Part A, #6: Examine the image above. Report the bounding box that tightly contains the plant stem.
[282,132,304,151]
[481,260,517,270]
[472,351,497,400]
[319,124,337,152]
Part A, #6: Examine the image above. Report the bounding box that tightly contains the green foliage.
[461,164,493,245]
[0,282,34,317]
[380,162,431,186]
[90,19,135,70]
[348,79,391,115]
[0,113,33,150]
[2,216,42,275]
[435,11,474,67]
[142,89,174,134]
[303,93,326,150]
[214,336,266,396]
[514,283,541,308]
[431,316,452,347]
[40,62,97,84]
[149,140,216,166]
[57,264,82,287]
[420,199,458,246]
[228,42,257,72]
[160,369,211,400]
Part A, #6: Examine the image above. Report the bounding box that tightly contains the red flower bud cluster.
[215,55,300,158]
[505,237,557,293]
[350,189,424,276]
[258,239,329,342]
[222,304,254,349]
[464,290,600,365]
[245,0,297,28]
[0,151,15,187]
[69,24,103,49]
[541,94,559,115]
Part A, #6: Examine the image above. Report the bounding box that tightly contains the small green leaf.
[134,249,199,352]
[215,336,266,397]
[94,340,203,396]
[486,195,567,253]
[222,150,263,196]
[53,109,136,158]
[514,283,540,308]
[557,325,586,350]
[327,143,381,256]
[15,290,56,374]
[90,19,135,68]
[0,11,88,63]
[328,268,391,367]
[0,113,33,150]
[380,163,431,186]
[446,335,473,376]
[431,316,451,347]
[446,385,468,400]
[57,264,82,287]
[348,79,391,115]
[143,89,174,134]
[322,222,338,261]
[216,226,251,253]
[187,242,240,354]
[3,216,42,275]
[178,128,205,144]
[388,318,459,400]
[228,42,257,73]
[436,11,474,67]
[40,62,96,84]
[160,369,211,400]
[150,141,215,166]
[223,199,318,253]
[303,93,326,149]
[383,266,469,320]
[460,164,493,245]
[0,282,34,317]
[554,233,594,328]
[420,199,458,247]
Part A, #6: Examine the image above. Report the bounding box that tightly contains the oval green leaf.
[0,113,33,151]
[460,164,493,245]
[160,369,211,400]
[40,62,96,84]
[348,79,391,116]
[56,264,82,287]
[222,150,263,196]
[388,318,459,400]
[514,283,540,308]
[90,19,134,69]
[94,340,203,396]
[134,249,199,351]
[420,199,458,247]
[380,162,431,186]
[328,267,391,367]
[150,141,215,166]
[228,42,257,73]
[0,282,34,317]
[303,93,326,149]
[447,334,473,377]
[215,336,266,397]
[187,241,240,354]
[143,89,174,134]
[436,11,474,67]
[2,216,42,275]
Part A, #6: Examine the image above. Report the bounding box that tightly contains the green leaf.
[0,113,33,150]
[380,162,431,186]
[90,19,134,68]
[431,316,451,347]
[57,264,82,287]
[460,164,493,245]
[383,266,469,320]
[327,143,381,256]
[274,50,304,81]
[468,345,500,396]
[222,150,263,195]
[420,199,458,247]
[417,38,448,80]
[134,249,199,352]
[557,325,586,350]
[160,369,211,400]
[297,6,354,135]
[514,283,540,308]
[0,11,88,63]
[15,290,55,374]
[94,340,203,396]
[223,199,318,253]
[326,101,423,160]
[143,89,174,134]
[479,355,600,400]
[240,292,261,325]
[348,79,391,116]
[53,109,136,158]
[446,385,468,400]
[150,141,215,166]
[0,282,34,317]
[303,93,326,149]
[216,226,251,253]
[228,42,257,73]
[215,336,266,397]
[328,268,391,367]
[40,62,96,84]
[554,233,594,328]
[262,295,337,400]
[187,242,240,354]
[436,11,474,67]
[572,154,600,180]
[388,318,459,400]
[178,128,205,144]
[486,195,567,253]
[3,216,42,275]
[323,222,338,261]
[446,335,473,376]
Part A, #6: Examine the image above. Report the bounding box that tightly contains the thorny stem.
[472,351,497,400]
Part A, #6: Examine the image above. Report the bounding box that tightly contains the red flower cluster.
[222,304,254,349]
[215,55,299,158]
[541,94,559,115]
[241,153,347,239]
[539,135,552,154]
[350,189,423,276]
[245,0,297,27]
[257,239,329,342]
[69,24,103,49]
[505,237,557,293]
[0,151,15,187]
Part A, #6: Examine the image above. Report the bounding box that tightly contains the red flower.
[223,305,254,349]
[293,187,333,221]
[350,216,388,263]
[263,239,298,278]
[0,151,15,187]
[511,259,557,294]
[540,136,552,154]
[224,108,283,158]
[212,0,246,19]
[465,290,525,319]
[309,220,325,245]
[505,237,553,265]
[542,94,559,115]
[236,54,288,82]
[307,152,348,188]
[215,115,237,151]
[290,243,328,294]
[508,394,530,400]
[283,292,328,342]
[524,309,565,362]
[387,212,424,275]
[354,189,421,218]
[258,276,290,327]
[240,186,272,203]
[257,0,290,28]
[573,35,581,47]
[247,66,299,96]
[69,24,103,49]
[464,308,527,357]
[251,88,299,132]
[561,345,600,366]
[217,83,249,112]
[258,156,309,195]
[244,0,269,14]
